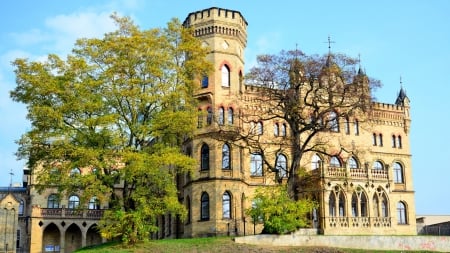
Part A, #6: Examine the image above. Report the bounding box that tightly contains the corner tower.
[183,7,247,95]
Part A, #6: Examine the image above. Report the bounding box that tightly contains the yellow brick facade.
[1,6,416,253]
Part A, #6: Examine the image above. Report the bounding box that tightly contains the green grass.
[75,236,436,253]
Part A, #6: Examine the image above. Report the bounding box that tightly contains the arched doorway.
[42,223,60,253]
[86,224,102,247]
[64,223,82,253]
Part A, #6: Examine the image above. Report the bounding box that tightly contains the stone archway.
[86,224,102,247]
[64,223,82,253]
[42,223,61,253]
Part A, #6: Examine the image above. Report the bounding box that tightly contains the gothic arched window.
[201,144,210,171]
[221,65,230,87]
[222,192,231,219]
[201,192,210,220]
[222,143,231,170]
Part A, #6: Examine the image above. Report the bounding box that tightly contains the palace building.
[0,6,416,253]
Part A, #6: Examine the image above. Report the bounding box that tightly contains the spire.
[395,76,409,105]
[357,53,365,76]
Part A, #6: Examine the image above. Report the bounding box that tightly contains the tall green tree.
[10,15,211,244]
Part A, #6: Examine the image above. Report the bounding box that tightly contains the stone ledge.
[234,234,450,252]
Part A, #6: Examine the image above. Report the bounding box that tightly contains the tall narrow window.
[227,107,234,125]
[381,196,388,217]
[338,192,345,216]
[68,195,80,209]
[222,143,231,170]
[281,123,287,136]
[206,107,213,125]
[330,156,341,168]
[311,154,322,170]
[373,195,379,217]
[276,154,287,178]
[372,133,377,146]
[329,193,336,217]
[250,153,263,176]
[197,109,203,128]
[47,194,59,208]
[256,121,263,135]
[393,162,404,183]
[354,120,359,135]
[378,134,383,147]
[218,107,225,125]
[222,192,231,219]
[360,193,367,217]
[274,123,279,136]
[201,192,210,221]
[344,117,350,134]
[397,135,402,148]
[221,65,230,87]
[201,75,209,88]
[186,196,191,224]
[18,200,24,216]
[392,135,396,148]
[201,144,210,171]
[351,193,358,217]
[397,202,407,224]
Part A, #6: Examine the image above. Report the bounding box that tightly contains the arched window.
[360,192,367,217]
[222,192,231,219]
[373,191,389,217]
[392,135,396,148]
[351,193,358,217]
[222,143,231,170]
[373,161,384,170]
[218,107,225,125]
[378,134,383,146]
[201,144,210,171]
[47,194,59,208]
[281,123,287,136]
[330,156,341,168]
[397,202,407,224]
[329,193,336,217]
[70,167,81,177]
[206,107,213,125]
[274,123,279,136]
[201,75,209,88]
[227,108,234,125]
[393,162,404,183]
[68,195,80,209]
[372,133,377,146]
[250,153,263,176]
[88,197,100,210]
[348,157,358,169]
[221,65,230,87]
[329,111,339,132]
[397,135,402,148]
[276,154,287,178]
[338,192,345,216]
[256,121,263,135]
[311,154,322,170]
[201,192,210,220]
[18,200,24,216]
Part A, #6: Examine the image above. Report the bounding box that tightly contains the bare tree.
[215,50,381,197]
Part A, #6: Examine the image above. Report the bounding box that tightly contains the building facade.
[157,7,416,238]
[1,6,417,253]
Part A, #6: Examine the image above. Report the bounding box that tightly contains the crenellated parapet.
[371,101,411,133]
[183,7,248,47]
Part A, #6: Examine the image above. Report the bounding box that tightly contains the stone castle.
[0,7,416,253]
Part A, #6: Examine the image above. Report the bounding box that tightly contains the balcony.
[39,208,104,219]
[321,166,388,181]
[326,216,391,228]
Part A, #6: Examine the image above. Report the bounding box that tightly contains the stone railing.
[324,167,388,181]
[40,208,104,219]
[326,216,391,228]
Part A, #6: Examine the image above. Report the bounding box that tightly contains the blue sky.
[0,0,449,215]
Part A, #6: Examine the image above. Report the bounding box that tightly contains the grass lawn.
[74,236,434,253]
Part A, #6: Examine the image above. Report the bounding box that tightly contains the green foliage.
[11,14,211,245]
[246,185,317,234]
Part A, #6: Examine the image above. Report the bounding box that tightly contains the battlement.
[372,102,405,112]
[183,7,247,46]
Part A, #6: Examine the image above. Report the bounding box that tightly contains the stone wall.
[234,233,450,252]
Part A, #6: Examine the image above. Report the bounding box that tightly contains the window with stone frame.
[201,192,210,221]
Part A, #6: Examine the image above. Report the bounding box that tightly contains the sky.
[0,0,449,215]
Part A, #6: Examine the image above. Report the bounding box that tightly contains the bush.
[246,185,317,234]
